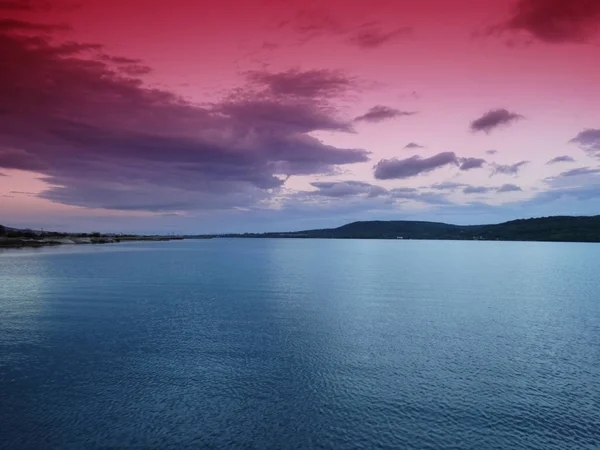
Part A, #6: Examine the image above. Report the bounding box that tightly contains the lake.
[1,239,599,449]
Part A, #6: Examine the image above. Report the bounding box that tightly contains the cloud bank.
[0,21,370,212]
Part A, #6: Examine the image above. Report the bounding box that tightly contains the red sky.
[1,0,600,233]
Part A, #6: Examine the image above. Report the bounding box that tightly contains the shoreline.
[0,235,185,249]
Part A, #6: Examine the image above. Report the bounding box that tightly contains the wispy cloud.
[374,152,458,180]
[277,8,412,49]
[246,68,355,99]
[348,26,413,49]
[491,161,529,176]
[463,184,522,194]
[546,155,575,164]
[429,182,466,191]
[310,180,387,198]
[558,167,600,177]
[354,105,416,123]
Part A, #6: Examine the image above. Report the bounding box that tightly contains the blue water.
[1,239,599,449]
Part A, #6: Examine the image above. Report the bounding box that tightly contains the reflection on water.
[1,239,599,449]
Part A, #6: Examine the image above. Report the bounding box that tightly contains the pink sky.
[1,0,599,233]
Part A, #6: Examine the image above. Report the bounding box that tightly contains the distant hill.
[219,216,600,243]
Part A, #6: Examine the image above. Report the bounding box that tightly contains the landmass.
[0,225,184,249]
[214,215,600,243]
[3,215,600,248]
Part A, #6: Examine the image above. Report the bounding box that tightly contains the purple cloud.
[486,149,498,155]
[558,167,600,177]
[459,157,487,171]
[569,128,600,157]
[546,155,576,164]
[463,186,493,194]
[497,184,523,193]
[491,161,529,176]
[354,105,416,123]
[310,180,387,198]
[348,26,413,48]
[292,181,448,205]
[277,10,411,49]
[0,20,369,212]
[497,0,600,44]
[463,184,522,194]
[389,188,450,205]
[374,152,458,180]
[430,182,466,191]
[246,68,354,99]
[404,142,424,149]
[470,109,524,133]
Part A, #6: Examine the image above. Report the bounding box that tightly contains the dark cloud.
[348,26,413,49]
[0,0,52,10]
[569,128,600,158]
[546,155,575,164]
[497,0,600,44]
[246,68,354,99]
[0,20,369,212]
[0,0,33,9]
[558,167,600,177]
[0,148,45,171]
[404,142,424,149]
[354,105,416,123]
[373,152,458,180]
[491,161,529,176]
[310,180,387,198]
[0,18,70,33]
[497,183,523,193]
[459,157,486,171]
[470,109,524,133]
[486,149,498,155]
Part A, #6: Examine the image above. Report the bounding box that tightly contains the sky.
[1,0,599,234]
